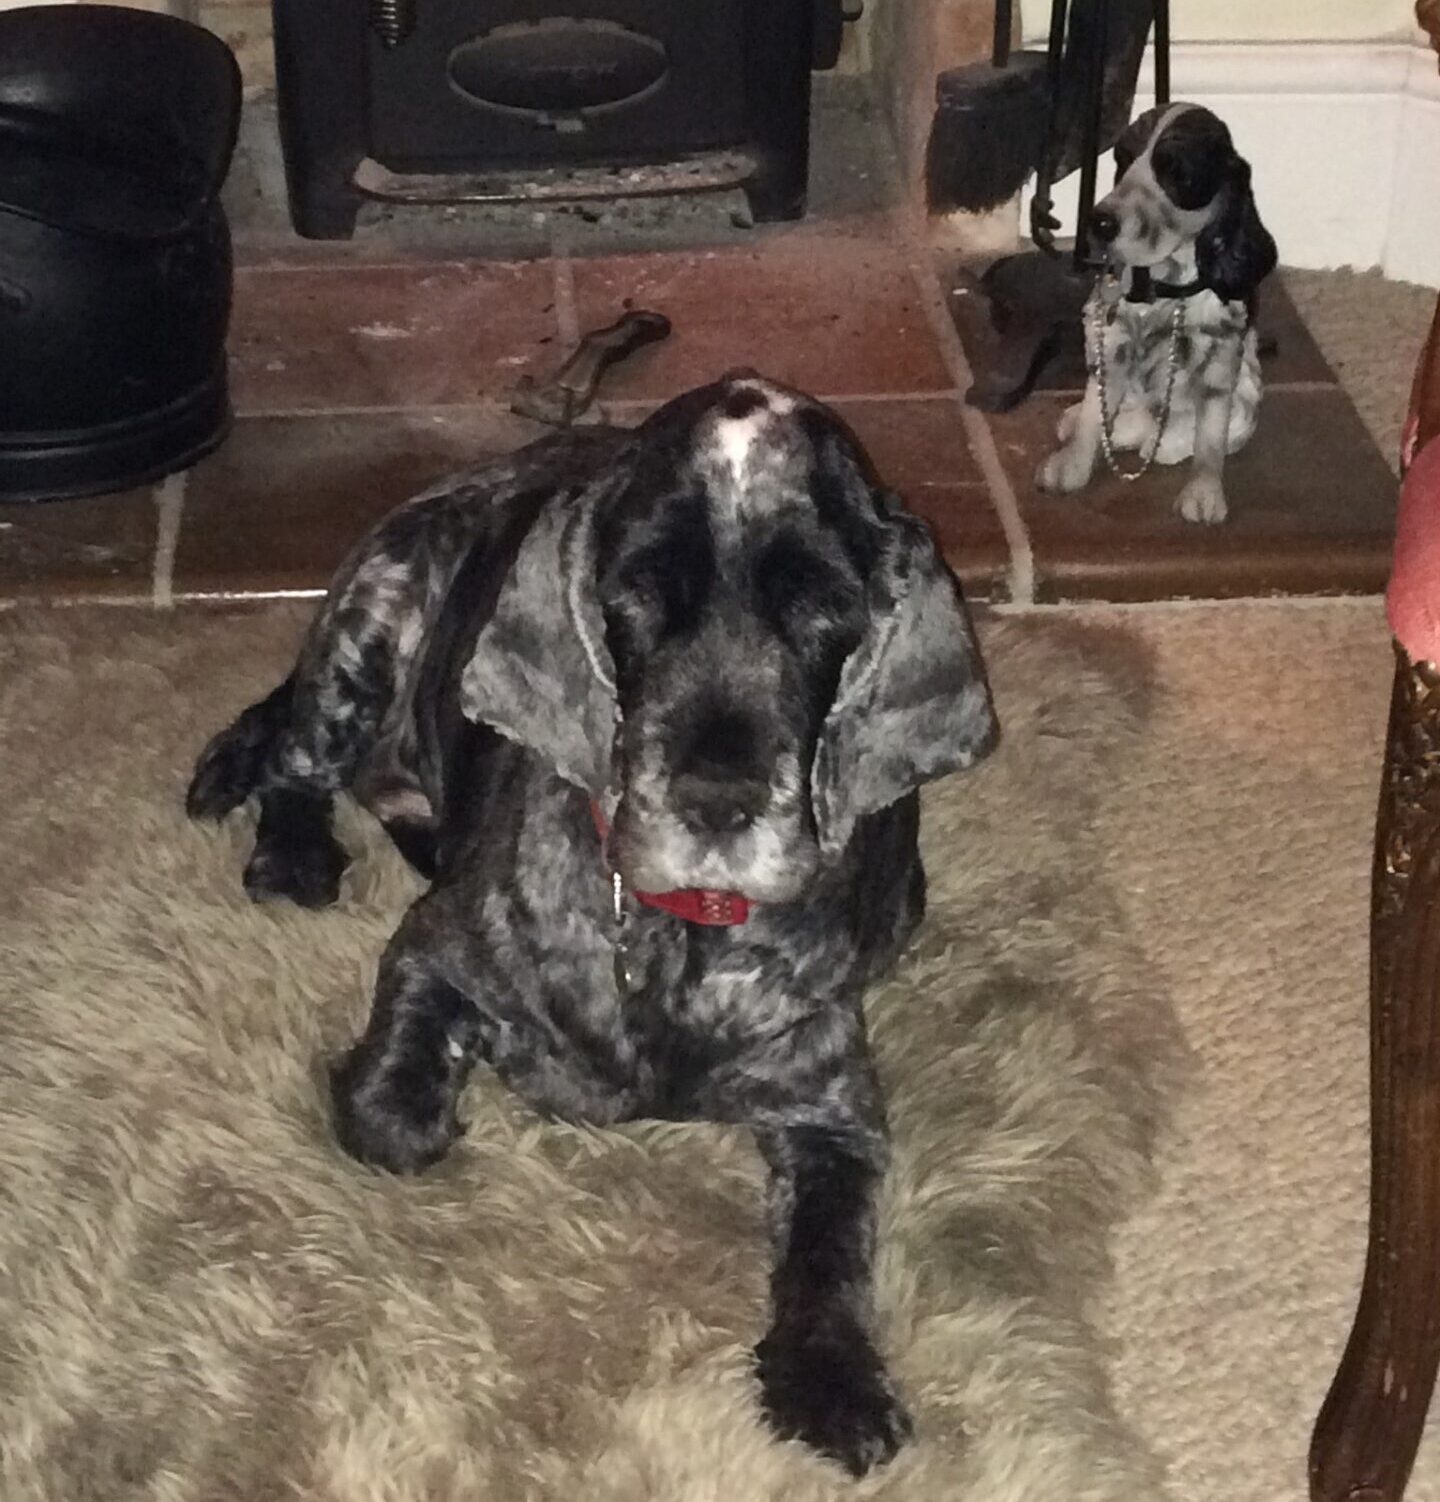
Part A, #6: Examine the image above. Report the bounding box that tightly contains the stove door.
[367,1,749,170]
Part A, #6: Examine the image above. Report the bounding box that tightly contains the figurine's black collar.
[1123,267,1206,303]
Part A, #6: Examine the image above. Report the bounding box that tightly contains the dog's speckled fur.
[1037,104,1278,524]
[186,374,998,1475]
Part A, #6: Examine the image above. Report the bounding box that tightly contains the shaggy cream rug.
[0,605,1172,1502]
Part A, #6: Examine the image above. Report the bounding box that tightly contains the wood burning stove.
[271,0,848,239]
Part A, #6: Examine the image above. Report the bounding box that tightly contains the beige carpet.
[1063,596,1440,1502]
[1282,267,1434,469]
[0,595,1431,1501]
[0,605,1172,1502]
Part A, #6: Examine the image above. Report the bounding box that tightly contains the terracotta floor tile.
[901,484,1013,602]
[823,399,1005,595]
[229,261,559,415]
[569,234,953,401]
[830,397,983,489]
[988,387,1395,601]
[174,408,545,598]
[595,393,985,482]
[0,488,155,603]
[570,394,1004,592]
[173,398,1006,601]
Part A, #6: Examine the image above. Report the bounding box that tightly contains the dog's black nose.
[1089,208,1120,244]
[675,775,767,835]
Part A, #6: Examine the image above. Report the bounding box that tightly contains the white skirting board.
[1018,42,1440,287]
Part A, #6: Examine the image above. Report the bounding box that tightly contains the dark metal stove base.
[352,148,758,209]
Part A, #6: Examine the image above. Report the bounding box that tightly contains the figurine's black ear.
[1196,154,1277,305]
[1113,107,1163,178]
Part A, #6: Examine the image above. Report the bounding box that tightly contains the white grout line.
[593,390,967,410]
[985,591,1385,616]
[228,390,971,421]
[151,470,187,610]
[0,596,182,613]
[236,257,494,276]
[549,223,580,351]
[233,398,530,421]
[172,587,328,604]
[952,400,1035,605]
[896,229,1036,605]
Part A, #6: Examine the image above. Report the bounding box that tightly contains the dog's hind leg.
[243,786,349,908]
[190,588,428,905]
[186,674,296,821]
[186,670,355,906]
[187,674,353,906]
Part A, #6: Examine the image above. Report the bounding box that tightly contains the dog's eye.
[752,534,863,650]
[605,508,717,646]
[615,544,711,638]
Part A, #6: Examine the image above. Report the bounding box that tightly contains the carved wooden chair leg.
[1310,652,1440,1502]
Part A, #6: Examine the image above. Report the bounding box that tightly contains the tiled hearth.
[0,185,1398,611]
[0,0,1401,611]
[951,271,1400,601]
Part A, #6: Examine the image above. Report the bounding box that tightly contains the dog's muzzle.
[592,803,751,925]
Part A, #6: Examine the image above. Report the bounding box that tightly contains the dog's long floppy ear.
[1197,154,1277,305]
[811,493,997,856]
[459,483,617,795]
[1112,106,1162,178]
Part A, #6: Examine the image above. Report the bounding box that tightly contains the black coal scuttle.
[0,4,241,503]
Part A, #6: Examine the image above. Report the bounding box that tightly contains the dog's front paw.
[1035,445,1095,495]
[330,1013,479,1174]
[755,1317,912,1476]
[243,836,348,909]
[1176,474,1228,525]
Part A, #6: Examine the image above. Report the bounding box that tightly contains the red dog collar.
[590,803,751,927]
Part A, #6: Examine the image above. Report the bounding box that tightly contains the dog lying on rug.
[1037,103,1278,524]
[186,372,997,1475]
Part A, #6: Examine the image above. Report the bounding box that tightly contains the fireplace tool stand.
[962,0,1167,411]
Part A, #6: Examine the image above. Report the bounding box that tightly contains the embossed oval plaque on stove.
[447,19,670,120]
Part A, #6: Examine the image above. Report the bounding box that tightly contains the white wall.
[1012,2,1440,286]
[1021,0,1419,44]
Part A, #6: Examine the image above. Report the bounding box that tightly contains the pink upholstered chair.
[1308,285,1440,1500]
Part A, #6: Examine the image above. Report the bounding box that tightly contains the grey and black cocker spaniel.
[187,372,997,1475]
